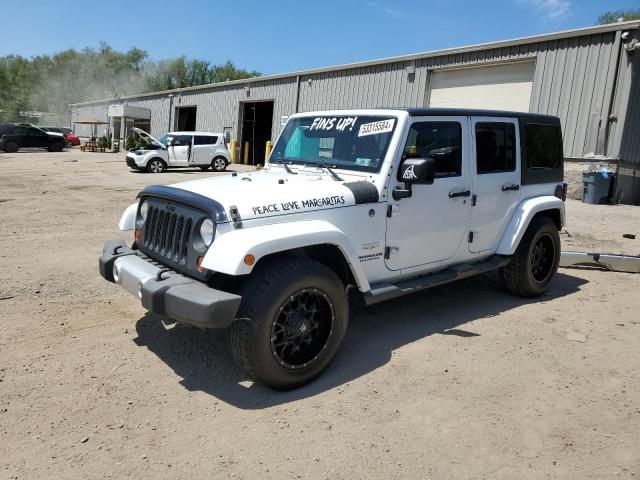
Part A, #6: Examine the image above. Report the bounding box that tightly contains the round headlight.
[137,201,149,227]
[200,219,215,247]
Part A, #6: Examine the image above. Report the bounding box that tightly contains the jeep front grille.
[143,205,193,265]
[136,196,211,280]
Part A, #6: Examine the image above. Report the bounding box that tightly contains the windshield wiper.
[318,163,343,181]
[271,159,297,175]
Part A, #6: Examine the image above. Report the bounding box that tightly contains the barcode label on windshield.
[358,119,395,137]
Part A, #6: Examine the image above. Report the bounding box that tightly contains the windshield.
[157,134,175,147]
[271,115,397,173]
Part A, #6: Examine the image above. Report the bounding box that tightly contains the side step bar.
[364,255,511,306]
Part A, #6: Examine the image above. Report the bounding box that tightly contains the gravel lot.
[1,149,639,480]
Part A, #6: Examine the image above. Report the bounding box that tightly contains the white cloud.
[522,0,571,19]
[383,7,405,17]
[366,2,405,18]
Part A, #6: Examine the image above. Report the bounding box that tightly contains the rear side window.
[403,122,462,178]
[525,124,561,170]
[475,122,516,174]
[194,135,217,145]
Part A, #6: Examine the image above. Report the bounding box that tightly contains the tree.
[597,9,640,24]
[0,43,261,124]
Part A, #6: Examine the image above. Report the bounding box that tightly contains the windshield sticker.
[358,119,395,137]
[355,158,371,167]
[309,117,358,132]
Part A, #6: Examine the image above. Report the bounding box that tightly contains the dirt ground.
[1,149,639,480]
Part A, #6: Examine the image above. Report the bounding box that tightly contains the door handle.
[448,190,471,198]
[501,184,520,192]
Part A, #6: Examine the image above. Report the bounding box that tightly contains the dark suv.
[0,124,66,153]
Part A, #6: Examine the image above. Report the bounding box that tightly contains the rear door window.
[475,122,516,174]
[194,135,217,145]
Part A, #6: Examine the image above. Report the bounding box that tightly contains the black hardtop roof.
[401,108,560,123]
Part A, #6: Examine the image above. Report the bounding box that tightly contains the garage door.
[429,61,535,112]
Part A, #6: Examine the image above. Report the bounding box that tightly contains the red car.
[42,127,81,146]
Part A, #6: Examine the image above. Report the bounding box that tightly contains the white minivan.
[126,129,231,173]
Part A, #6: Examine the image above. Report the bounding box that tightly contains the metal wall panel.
[69,28,635,164]
[609,29,640,164]
[126,78,298,141]
[297,60,427,112]
[70,103,109,138]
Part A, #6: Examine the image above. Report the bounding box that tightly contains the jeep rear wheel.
[499,216,560,297]
[146,159,166,173]
[228,257,348,390]
[4,141,18,153]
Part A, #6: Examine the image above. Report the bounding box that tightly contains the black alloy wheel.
[270,288,335,370]
[530,233,555,283]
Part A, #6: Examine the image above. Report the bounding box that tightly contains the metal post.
[230,139,237,163]
[244,141,249,165]
[265,140,272,162]
[167,94,174,132]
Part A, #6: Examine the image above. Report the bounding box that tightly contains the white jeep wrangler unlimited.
[100,108,566,389]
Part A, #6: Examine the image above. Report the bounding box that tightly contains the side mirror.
[393,158,435,200]
[397,158,435,184]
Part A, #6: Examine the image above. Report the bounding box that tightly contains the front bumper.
[126,156,138,169]
[99,239,241,328]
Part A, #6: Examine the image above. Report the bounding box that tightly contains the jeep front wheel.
[228,257,348,390]
[499,216,560,297]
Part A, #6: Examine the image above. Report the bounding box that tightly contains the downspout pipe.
[295,75,301,113]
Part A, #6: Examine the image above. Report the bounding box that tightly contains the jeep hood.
[159,168,379,222]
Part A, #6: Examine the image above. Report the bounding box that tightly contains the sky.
[0,0,637,75]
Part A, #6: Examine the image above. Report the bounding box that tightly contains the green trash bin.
[582,171,613,204]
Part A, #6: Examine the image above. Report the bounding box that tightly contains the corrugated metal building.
[71,21,640,203]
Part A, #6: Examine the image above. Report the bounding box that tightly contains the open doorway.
[175,106,197,131]
[240,101,274,165]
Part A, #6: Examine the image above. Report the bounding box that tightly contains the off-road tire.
[228,257,349,390]
[499,216,560,298]
[212,156,228,172]
[4,141,18,153]
[146,158,167,173]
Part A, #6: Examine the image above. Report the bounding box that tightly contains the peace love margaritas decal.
[252,195,346,216]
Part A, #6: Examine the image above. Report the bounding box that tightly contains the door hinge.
[472,194,477,207]
[468,231,474,243]
[384,246,400,259]
[386,204,400,218]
